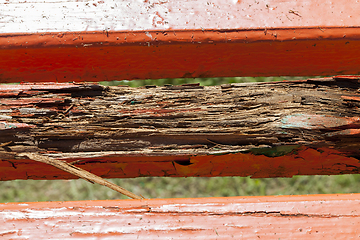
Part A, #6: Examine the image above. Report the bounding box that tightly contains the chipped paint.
[1,209,118,220]
[280,114,360,130]
[1,146,360,180]
[342,95,360,101]
[1,1,360,81]
[0,122,35,130]
[1,0,360,33]
[325,129,360,137]
[1,79,360,179]
[1,195,360,239]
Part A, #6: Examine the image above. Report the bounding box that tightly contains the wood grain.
[1,194,360,239]
[1,76,360,180]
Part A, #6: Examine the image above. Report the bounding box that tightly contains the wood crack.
[1,78,360,179]
[0,79,360,157]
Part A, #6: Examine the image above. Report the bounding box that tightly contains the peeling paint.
[1,1,360,81]
[1,79,360,179]
[280,114,360,130]
[0,0,359,33]
[0,122,35,130]
[1,195,360,239]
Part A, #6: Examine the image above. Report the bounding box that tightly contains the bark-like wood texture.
[1,76,360,180]
[1,0,360,82]
[1,194,360,239]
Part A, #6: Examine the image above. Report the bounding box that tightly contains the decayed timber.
[1,0,360,82]
[1,76,360,180]
[1,194,360,239]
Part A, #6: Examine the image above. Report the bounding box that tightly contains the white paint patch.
[148,200,360,216]
[73,226,199,235]
[0,230,18,235]
[0,208,119,220]
[0,0,170,33]
[0,0,358,34]
[145,31,153,40]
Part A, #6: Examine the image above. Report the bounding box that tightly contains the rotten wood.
[1,194,360,239]
[1,1,360,82]
[1,76,360,180]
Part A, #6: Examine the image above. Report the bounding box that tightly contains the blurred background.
[1,76,360,202]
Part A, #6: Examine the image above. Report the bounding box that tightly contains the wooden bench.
[1,0,360,238]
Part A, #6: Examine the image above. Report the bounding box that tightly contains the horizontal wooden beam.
[3,0,360,33]
[1,194,360,239]
[1,76,360,180]
[1,0,360,82]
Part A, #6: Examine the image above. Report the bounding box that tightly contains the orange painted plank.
[1,79,360,180]
[1,194,360,239]
[1,0,360,82]
[1,146,360,180]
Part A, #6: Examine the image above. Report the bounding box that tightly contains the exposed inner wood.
[1,76,360,179]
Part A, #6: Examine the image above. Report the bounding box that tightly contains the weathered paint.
[0,82,103,91]
[325,129,360,137]
[1,0,359,33]
[342,95,360,102]
[280,114,360,130]
[1,146,360,180]
[1,0,360,81]
[1,78,360,180]
[0,122,35,130]
[1,194,360,239]
[1,29,360,82]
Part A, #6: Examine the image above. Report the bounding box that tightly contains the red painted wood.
[1,29,360,82]
[1,194,360,239]
[1,0,360,82]
[1,79,360,180]
[1,4,359,237]
[1,146,360,180]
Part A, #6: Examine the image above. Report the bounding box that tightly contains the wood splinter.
[19,153,143,200]
[0,141,12,148]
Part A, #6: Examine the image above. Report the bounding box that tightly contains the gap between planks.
[19,153,143,200]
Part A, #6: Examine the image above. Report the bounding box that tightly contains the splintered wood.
[20,153,142,199]
[1,77,360,180]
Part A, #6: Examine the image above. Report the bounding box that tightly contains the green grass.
[99,76,307,87]
[1,76,359,203]
[1,175,360,202]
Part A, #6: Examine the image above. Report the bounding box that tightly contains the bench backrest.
[1,0,360,181]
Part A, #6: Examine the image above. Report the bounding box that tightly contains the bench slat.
[1,77,360,180]
[1,0,360,82]
[1,194,360,239]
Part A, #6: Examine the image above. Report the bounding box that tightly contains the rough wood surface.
[1,0,360,81]
[1,76,360,180]
[1,194,360,239]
